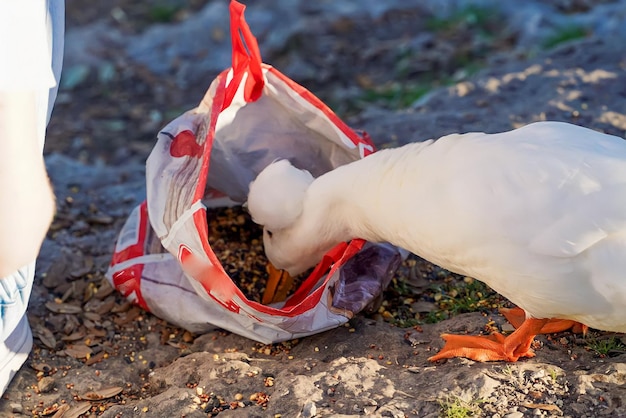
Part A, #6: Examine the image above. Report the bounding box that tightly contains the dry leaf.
[113,306,141,325]
[31,362,54,373]
[45,301,82,314]
[42,254,69,288]
[92,297,116,315]
[63,315,80,335]
[61,331,86,342]
[64,344,93,359]
[51,404,70,418]
[166,341,186,349]
[83,283,95,302]
[85,327,107,338]
[60,286,74,302]
[35,326,57,349]
[84,351,106,366]
[83,311,102,322]
[42,403,63,415]
[79,386,123,400]
[58,402,91,418]
[111,300,131,313]
[70,257,94,279]
[70,266,92,279]
[94,279,114,299]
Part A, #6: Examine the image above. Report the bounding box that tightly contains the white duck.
[247,121,626,362]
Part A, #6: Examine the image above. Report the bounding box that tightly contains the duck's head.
[247,160,320,276]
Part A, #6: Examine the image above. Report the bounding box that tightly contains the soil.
[2,1,626,417]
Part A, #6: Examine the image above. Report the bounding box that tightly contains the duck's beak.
[262,263,294,305]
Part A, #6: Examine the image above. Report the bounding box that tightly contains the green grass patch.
[380,270,504,327]
[548,368,559,382]
[439,395,484,418]
[427,6,497,36]
[359,82,432,109]
[542,26,588,49]
[149,3,181,23]
[356,63,482,111]
[431,277,502,319]
[586,336,626,357]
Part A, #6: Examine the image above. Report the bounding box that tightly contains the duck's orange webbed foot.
[429,318,549,362]
[500,307,588,335]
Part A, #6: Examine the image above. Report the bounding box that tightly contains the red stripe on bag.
[111,201,149,265]
[178,243,242,314]
[223,0,264,109]
[110,201,149,310]
[250,241,364,316]
[194,72,226,203]
[266,67,375,156]
[111,266,148,310]
[255,240,365,315]
[282,242,350,309]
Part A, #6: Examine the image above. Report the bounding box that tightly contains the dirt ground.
[2,1,626,417]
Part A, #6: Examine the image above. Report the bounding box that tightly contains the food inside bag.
[206,205,309,304]
[106,0,403,344]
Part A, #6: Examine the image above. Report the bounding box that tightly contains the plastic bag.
[106,0,402,344]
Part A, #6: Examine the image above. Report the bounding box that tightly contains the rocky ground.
[2,0,626,417]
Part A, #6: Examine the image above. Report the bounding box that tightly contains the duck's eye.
[266,230,273,238]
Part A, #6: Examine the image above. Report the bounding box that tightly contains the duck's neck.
[298,141,433,251]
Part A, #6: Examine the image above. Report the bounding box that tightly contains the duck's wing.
[459,122,626,259]
[528,184,626,258]
[490,130,626,322]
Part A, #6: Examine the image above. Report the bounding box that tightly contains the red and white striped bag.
[106,0,402,343]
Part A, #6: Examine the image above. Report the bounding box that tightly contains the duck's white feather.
[247,159,314,230]
[248,121,626,332]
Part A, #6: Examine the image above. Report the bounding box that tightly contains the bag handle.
[223,0,265,109]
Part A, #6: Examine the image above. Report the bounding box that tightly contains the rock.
[300,401,317,418]
[501,323,516,333]
[37,376,56,393]
[477,374,501,400]
[530,369,547,381]
[10,403,23,414]
[411,301,437,312]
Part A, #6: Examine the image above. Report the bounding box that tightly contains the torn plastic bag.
[106,0,403,344]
